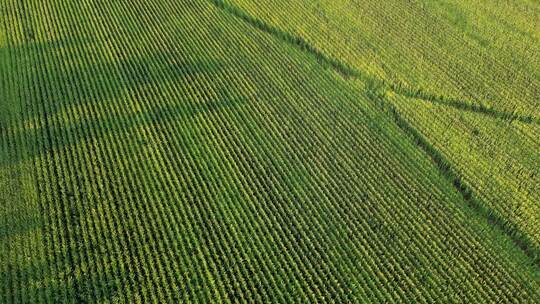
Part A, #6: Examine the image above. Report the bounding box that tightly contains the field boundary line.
[369,89,540,266]
[209,0,539,126]
[209,0,540,265]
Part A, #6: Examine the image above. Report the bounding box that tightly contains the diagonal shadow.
[208,0,540,126]
[208,0,540,263]
[387,82,540,125]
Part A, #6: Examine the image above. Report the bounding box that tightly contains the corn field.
[1,0,539,303]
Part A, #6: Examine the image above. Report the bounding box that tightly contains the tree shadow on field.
[0,38,249,302]
[1,39,248,166]
[0,246,127,303]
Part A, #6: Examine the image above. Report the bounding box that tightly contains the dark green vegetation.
[227,0,540,254]
[1,0,539,303]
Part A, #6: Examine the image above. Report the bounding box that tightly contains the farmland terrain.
[1,0,539,303]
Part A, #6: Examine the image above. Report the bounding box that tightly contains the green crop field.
[1,0,539,303]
